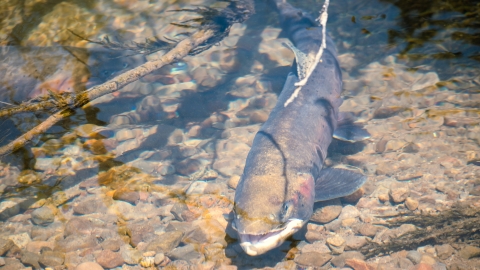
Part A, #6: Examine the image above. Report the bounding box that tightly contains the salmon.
[232,0,368,256]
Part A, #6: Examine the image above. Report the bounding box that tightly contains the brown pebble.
[345,258,375,270]
[358,223,378,237]
[458,245,480,259]
[389,188,410,203]
[397,171,423,181]
[342,188,365,203]
[310,198,342,223]
[96,250,124,269]
[405,197,419,211]
[75,262,104,270]
[378,193,389,202]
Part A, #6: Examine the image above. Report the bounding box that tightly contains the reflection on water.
[0,0,479,269]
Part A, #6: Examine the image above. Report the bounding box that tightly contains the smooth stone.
[0,238,14,256]
[96,250,124,269]
[31,207,55,226]
[39,250,65,267]
[338,205,361,220]
[326,234,346,254]
[407,251,423,264]
[459,245,480,259]
[310,198,342,223]
[305,223,325,243]
[358,223,379,237]
[76,261,104,270]
[294,252,332,268]
[20,250,41,269]
[113,187,140,204]
[345,236,367,250]
[330,251,365,268]
[168,244,204,264]
[8,233,31,249]
[119,244,142,265]
[435,244,454,260]
[73,197,108,215]
[145,231,184,253]
[31,222,64,241]
[389,187,410,203]
[405,197,419,211]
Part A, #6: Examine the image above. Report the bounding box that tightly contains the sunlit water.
[0,0,479,269]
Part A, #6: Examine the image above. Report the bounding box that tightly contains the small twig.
[284,0,330,107]
[0,30,215,156]
[0,101,14,106]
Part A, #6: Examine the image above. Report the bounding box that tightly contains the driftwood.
[0,0,254,156]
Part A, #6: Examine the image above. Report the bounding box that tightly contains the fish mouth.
[236,218,304,256]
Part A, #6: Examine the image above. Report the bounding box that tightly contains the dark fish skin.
[233,1,347,255]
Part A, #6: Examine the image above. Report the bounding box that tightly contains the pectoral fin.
[314,167,367,201]
[333,124,371,143]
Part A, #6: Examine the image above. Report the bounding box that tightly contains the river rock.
[96,249,125,269]
[0,238,14,256]
[459,245,480,259]
[39,250,65,267]
[145,230,184,254]
[76,261,104,270]
[435,244,454,260]
[389,187,410,203]
[31,206,55,226]
[326,234,346,254]
[330,251,365,268]
[8,233,31,249]
[168,244,204,264]
[310,198,342,223]
[294,252,332,268]
[73,197,108,215]
[20,250,40,269]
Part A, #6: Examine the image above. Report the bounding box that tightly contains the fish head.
[232,172,315,256]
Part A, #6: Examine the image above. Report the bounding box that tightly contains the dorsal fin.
[282,41,316,80]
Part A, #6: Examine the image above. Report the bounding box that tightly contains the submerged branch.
[0,0,255,156]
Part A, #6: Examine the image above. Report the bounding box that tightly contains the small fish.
[232,1,368,256]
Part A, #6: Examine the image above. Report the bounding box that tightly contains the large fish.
[232,1,368,256]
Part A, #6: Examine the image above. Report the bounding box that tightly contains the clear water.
[0,0,479,269]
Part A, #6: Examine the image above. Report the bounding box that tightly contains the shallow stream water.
[0,0,479,269]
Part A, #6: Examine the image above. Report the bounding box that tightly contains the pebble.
[458,245,480,259]
[73,197,108,215]
[8,233,31,249]
[31,206,55,226]
[154,253,165,265]
[345,258,372,270]
[435,244,454,259]
[358,223,379,237]
[310,198,343,223]
[305,223,325,243]
[96,249,125,269]
[20,250,41,269]
[0,238,14,256]
[39,250,65,268]
[330,251,365,268]
[405,197,419,210]
[294,252,332,268]
[326,234,346,254]
[145,230,184,254]
[75,262,104,270]
[345,236,367,250]
[421,254,437,265]
[407,251,423,264]
[120,244,142,265]
[168,244,205,264]
[227,175,240,189]
[113,187,140,204]
[389,187,410,203]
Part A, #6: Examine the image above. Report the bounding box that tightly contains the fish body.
[232,1,367,256]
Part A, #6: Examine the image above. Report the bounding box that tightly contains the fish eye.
[281,201,294,222]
